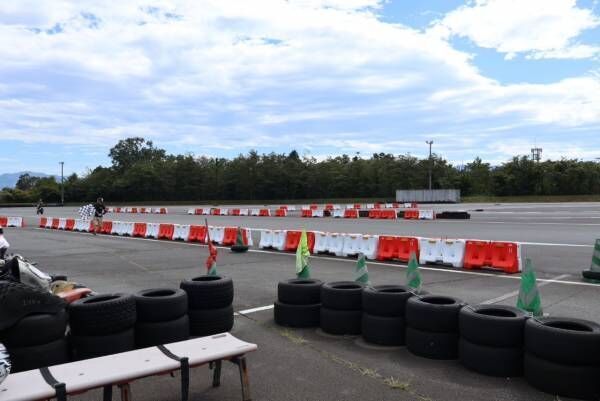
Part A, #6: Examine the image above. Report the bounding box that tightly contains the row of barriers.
[187,207,435,220]
[0,216,25,227]
[107,207,168,214]
[38,217,521,274]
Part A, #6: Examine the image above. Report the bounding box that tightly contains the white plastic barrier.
[110,221,121,235]
[244,229,254,247]
[418,210,435,220]
[385,203,393,209]
[312,209,324,218]
[7,216,24,227]
[201,208,210,215]
[404,203,413,208]
[173,224,191,241]
[45,218,53,229]
[332,204,342,210]
[346,204,354,209]
[57,218,67,230]
[332,209,344,218]
[250,209,260,217]
[301,205,310,211]
[419,238,443,265]
[287,206,296,211]
[440,239,466,268]
[259,229,273,249]
[271,230,287,251]
[121,221,135,236]
[313,232,328,253]
[145,223,160,238]
[239,208,249,216]
[341,234,379,259]
[187,209,194,215]
[366,203,375,209]
[209,226,225,244]
[327,233,345,256]
[220,208,229,216]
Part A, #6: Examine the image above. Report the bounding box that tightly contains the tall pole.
[59,161,64,205]
[426,141,433,190]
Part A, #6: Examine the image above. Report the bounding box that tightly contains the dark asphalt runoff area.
[2,201,600,401]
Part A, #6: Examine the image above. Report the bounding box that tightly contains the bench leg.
[232,357,251,401]
[211,360,222,387]
[103,385,113,401]
[118,383,131,401]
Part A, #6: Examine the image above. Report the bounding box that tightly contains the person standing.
[36,199,44,215]
[0,228,9,259]
[92,197,107,235]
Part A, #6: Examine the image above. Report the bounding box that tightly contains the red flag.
[205,220,217,273]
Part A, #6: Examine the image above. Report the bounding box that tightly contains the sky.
[1,0,599,176]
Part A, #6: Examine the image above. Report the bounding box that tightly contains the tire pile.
[134,288,189,348]
[362,285,412,346]
[180,275,234,336]
[320,282,364,335]
[69,294,137,360]
[274,279,322,327]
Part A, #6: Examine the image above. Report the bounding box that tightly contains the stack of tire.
[405,295,464,359]
[68,293,136,360]
[274,279,322,327]
[180,275,234,336]
[459,305,527,377]
[134,288,190,348]
[0,281,68,372]
[361,285,413,346]
[524,317,600,400]
[320,281,364,335]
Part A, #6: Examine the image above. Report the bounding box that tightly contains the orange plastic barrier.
[222,227,250,246]
[39,217,47,228]
[393,202,400,208]
[259,209,270,217]
[377,236,419,262]
[133,222,147,237]
[301,209,312,218]
[159,208,167,214]
[101,221,113,234]
[158,224,175,240]
[231,209,240,216]
[380,209,397,219]
[404,210,419,220]
[0,217,7,227]
[131,208,138,213]
[116,207,122,213]
[211,208,220,216]
[310,204,318,210]
[374,203,382,209]
[325,204,334,211]
[51,218,60,230]
[275,209,287,217]
[344,209,358,218]
[369,210,381,219]
[140,208,147,213]
[65,219,75,231]
[354,204,361,209]
[279,205,288,210]
[285,231,315,253]
[464,240,521,274]
[188,225,207,243]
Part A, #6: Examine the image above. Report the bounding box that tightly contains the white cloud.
[431,0,600,60]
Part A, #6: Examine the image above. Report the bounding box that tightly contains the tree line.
[1,137,599,203]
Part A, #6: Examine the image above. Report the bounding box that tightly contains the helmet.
[0,343,10,384]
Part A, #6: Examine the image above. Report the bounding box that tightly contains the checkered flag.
[78,204,95,220]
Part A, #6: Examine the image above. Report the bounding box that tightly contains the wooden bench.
[0,333,257,401]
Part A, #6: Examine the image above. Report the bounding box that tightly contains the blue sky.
[0,0,599,176]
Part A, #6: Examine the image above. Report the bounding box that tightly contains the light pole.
[426,141,433,190]
[59,161,64,205]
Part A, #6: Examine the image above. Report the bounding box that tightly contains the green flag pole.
[354,253,370,285]
[590,239,600,272]
[406,252,422,293]
[295,230,311,278]
[516,258,543,317]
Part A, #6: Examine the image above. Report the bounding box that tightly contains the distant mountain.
[0,171,56,189]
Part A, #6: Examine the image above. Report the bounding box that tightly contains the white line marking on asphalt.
[481,274,571,304]
[32,228,600,288]
[237,305,275,315]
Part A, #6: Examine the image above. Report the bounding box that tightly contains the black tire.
[459,305,527,347]
[321,281,364,311]
[0,309,68,347]
[70,328,135,361]
[358,210,369,218]
[180,276,234,310]
[525,317,600,365]
[274,301,320,328]
[8,338,69,373]
[134,288,187,322]
[188,305,234,337]
[362,285,413,317]
[406,327,458,360]
[406,295,464,333]
[524,352,600,400]
[582,269,600,280]
[231,245,249,253]
[51,275,68,282]
[68,293,136,336]
[135,315,190,348]
[278,279,323,305]
[361,313,405,346]
[459,338,522,377]
[320,307,361,335]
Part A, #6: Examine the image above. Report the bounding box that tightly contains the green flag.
[406,252,421,293]
[235,227,245,246]
[354,253,370,285]
[517,258,543,317]
[295,230,311,278]
[590,239,600,272]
